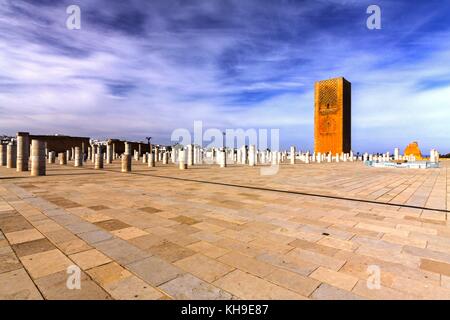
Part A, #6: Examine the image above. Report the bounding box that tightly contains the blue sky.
[0,0,449,153]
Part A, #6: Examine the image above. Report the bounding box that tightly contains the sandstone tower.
[314,77,351,154]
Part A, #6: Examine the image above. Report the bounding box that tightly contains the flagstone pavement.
[0,159,449,299]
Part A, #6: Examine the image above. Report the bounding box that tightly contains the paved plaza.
[0,159,449,299]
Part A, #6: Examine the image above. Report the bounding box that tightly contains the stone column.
[327,153,332,163]
[16,132,30,172]
[91,145,97,163]
[220,150,227,168]
[193,146,198,165]
[236,149,241,164]
[179,149,187,170]
[74,147,82,167]
[290,146,296,165]
[142,153,148,164]
[95,147,103,169]
[58,152,67,165]
[187,144,194,166]
[271,152,277,166]
[430,149,436,163]
[242,146,248,164]
[66,150,71,163]
[106,142,113,164]
[87,147,92,162]
[121,154,131,172]
[0,144,6,166]
[124,142,131,155]
[148,152,155,167]
[154,147,159,162]
[248,145,256,166]
[31,139,46,176]
[48,151,56,164]
[81,142,85,161]
[394,148,399,161]
[163,152,168,164]
[6,143,17,168]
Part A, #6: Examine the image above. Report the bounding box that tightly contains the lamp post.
[146,136,152,154]
[222,132,226,151]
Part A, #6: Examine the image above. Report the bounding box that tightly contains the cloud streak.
[0,0,449,153]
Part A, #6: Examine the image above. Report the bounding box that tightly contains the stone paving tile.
[287,248,346,271]
[128,234,167,251]
[148,241,196,263]
[390,275,450,299]
[51,214,84,227]
[30,219,63,233]
[159,273,233,300]
[65,221,100,235]
[45,229,78,244]
[257,251,319,276]
[419,258,450,277]
[218,251,276,277]
[0,215,33,233]
[213,270,306,299]
[0,251,23,273]
[57,239,92,255]
[69,249,112,270]
[78,230,113,244]
[311,283,365,300]
[95,219,131,231]
[111,227,148,240]
[86,262,132,287]
[0,268,43,300]
[264,268,321,297]
[310,267,359,291]
[5,228,45,245]
[104,275,165,300]
[170,215,200,225]
[20,249,73,279]
[289,238,339,256]
[94,238,149,265]
[83,213,112,223]
[35,270,111,300]
[187,240,230,258]
[175,253,235,283]
[351,280,417,300]
[126,256,184,286]
[11,238,56,257]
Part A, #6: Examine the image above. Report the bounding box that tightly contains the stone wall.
[30,135,90,154]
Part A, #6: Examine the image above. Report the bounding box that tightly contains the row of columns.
[2,138,442,176]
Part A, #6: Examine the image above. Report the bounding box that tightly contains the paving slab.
[0,268,43,300]
[159,273,233,300]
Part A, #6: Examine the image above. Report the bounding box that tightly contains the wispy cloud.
[0,0,449,152]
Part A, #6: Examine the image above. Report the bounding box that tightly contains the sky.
[0,0,449,153]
